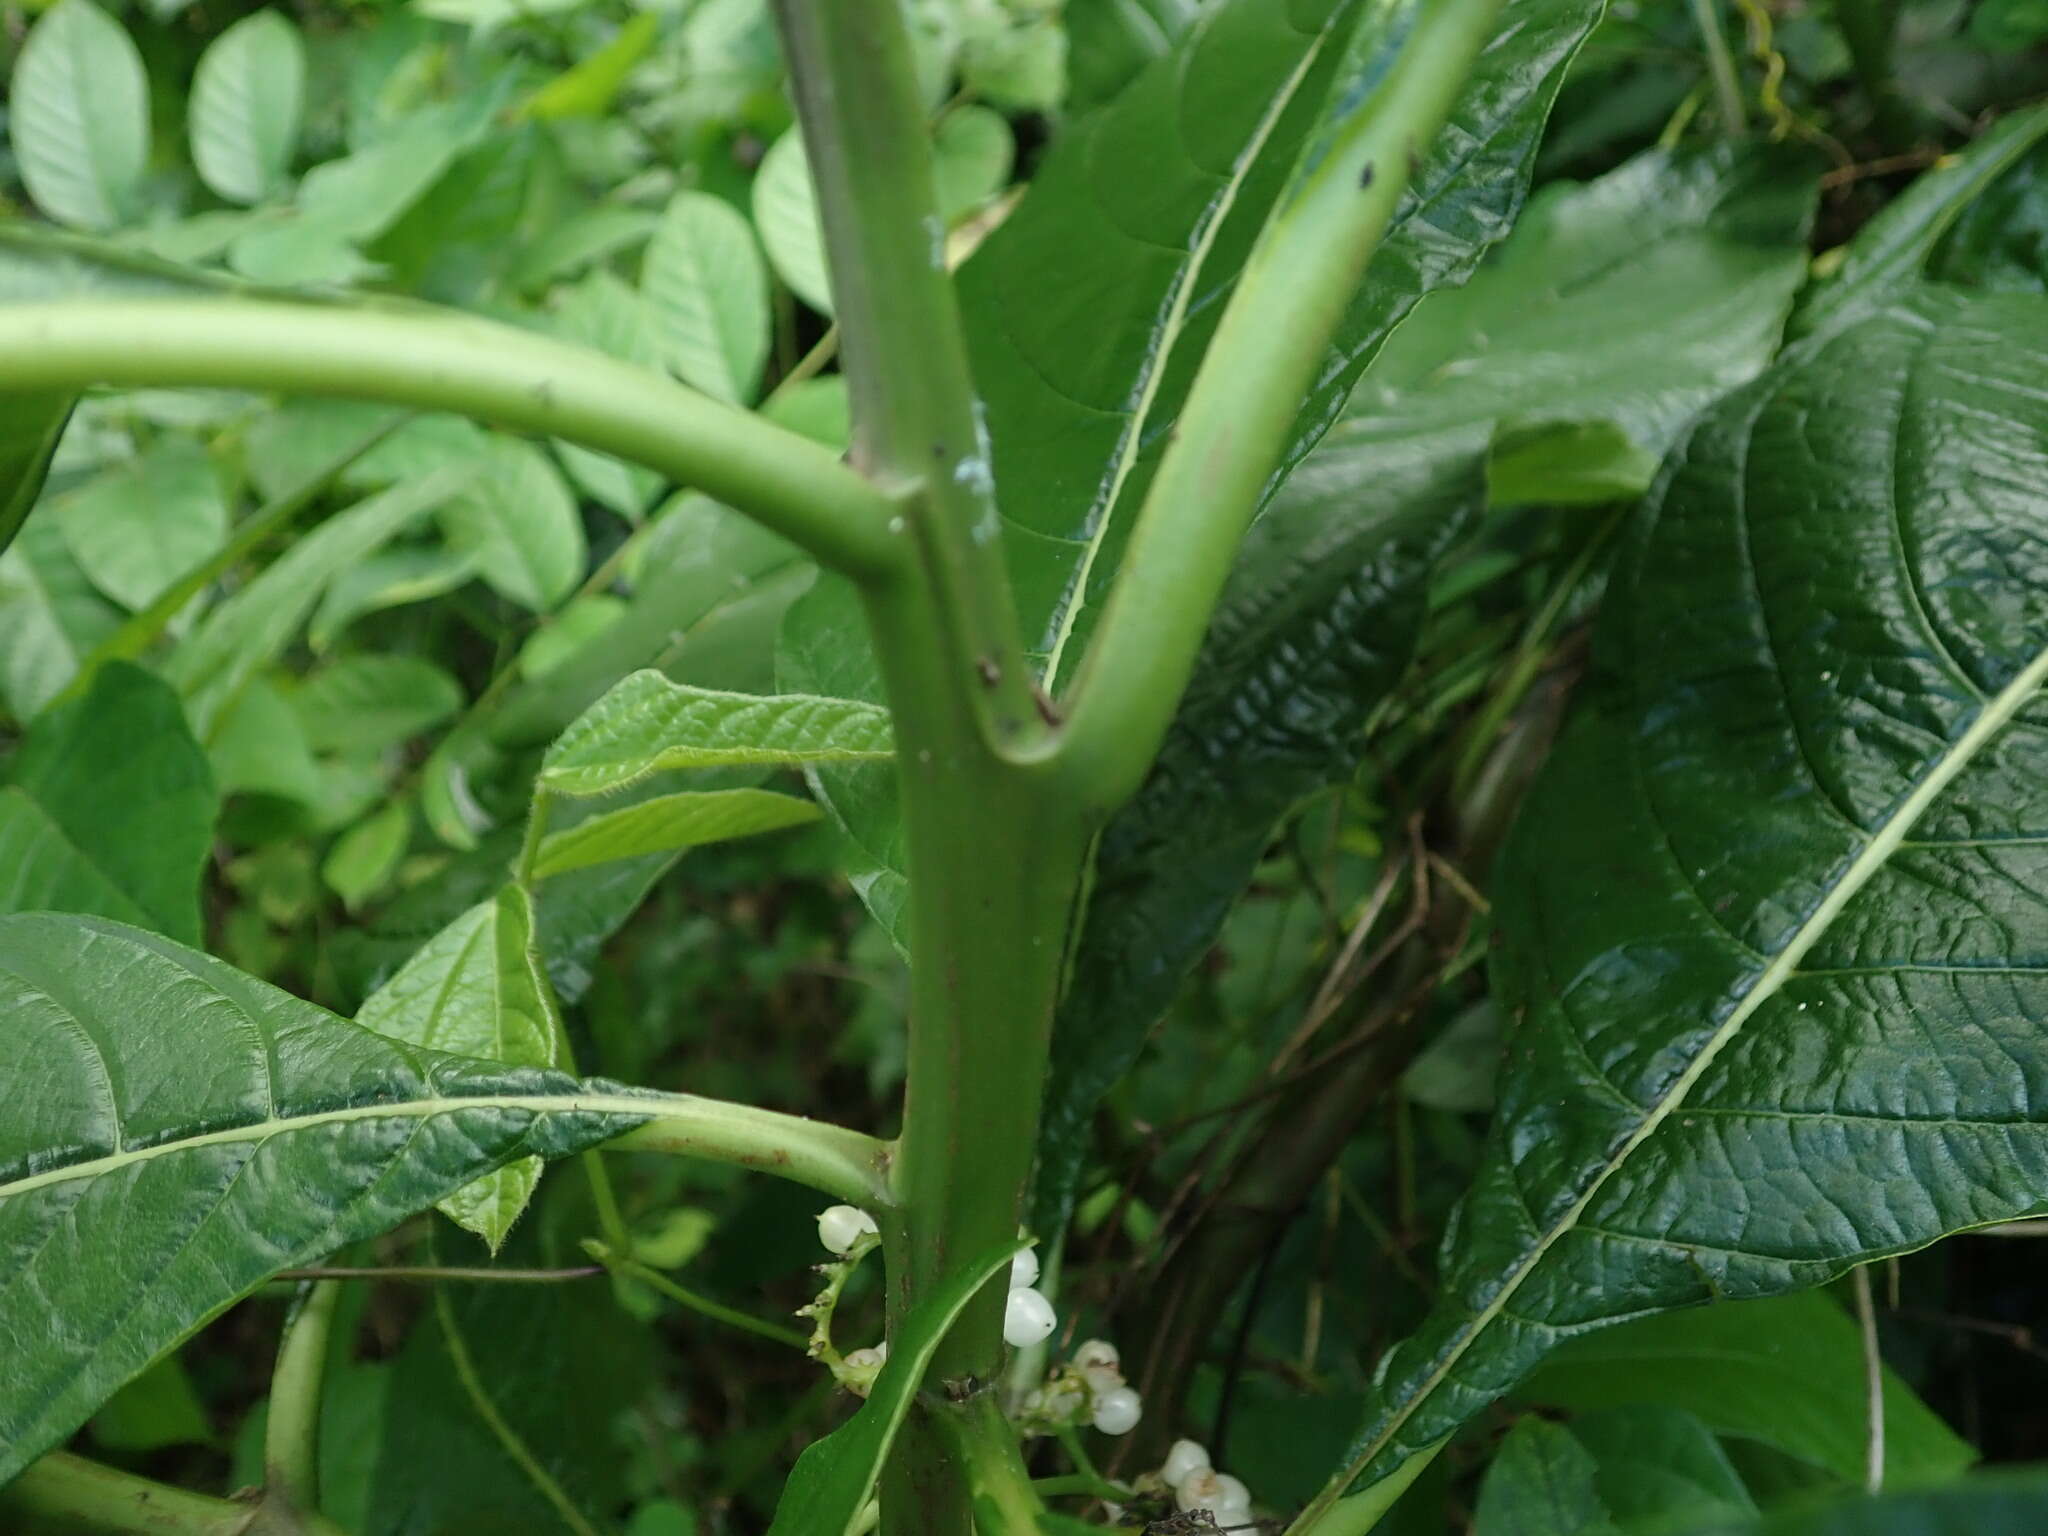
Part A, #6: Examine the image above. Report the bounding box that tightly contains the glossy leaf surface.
[1336,286,2048,1498]
[1033,442,1482,1236]
[0,913,652,1481]
[539,672,892,797]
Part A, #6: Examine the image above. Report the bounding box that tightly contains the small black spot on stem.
[1358,160,1375,190]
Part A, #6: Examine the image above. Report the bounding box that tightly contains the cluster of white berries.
[1160,1440,1253,1528]
[1019,1337,1143,1436]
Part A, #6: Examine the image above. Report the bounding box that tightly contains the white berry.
[1011,1246,1040,1289]
[842,1346,883,1369]
[1072,1338,1119,1373]
[1091,1383,1142,1434]
[817,1204,878,1255]
[1163,1438,1211,1485]
[1003,1285,1057,1346]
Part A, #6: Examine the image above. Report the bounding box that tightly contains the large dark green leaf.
[961,0,1598,685]
[1927,137,2048,296]
[1329,286,2048,1504]
[1714,1471,2048,1535]
[1031,443,1482,1238]
[0,913,655,1482]
[6,661,217,943]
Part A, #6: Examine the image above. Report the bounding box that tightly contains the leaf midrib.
[0,1089,654,1203]
[1341,635,2048,1490]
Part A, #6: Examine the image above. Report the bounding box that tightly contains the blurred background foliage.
[1,0,2046,1527]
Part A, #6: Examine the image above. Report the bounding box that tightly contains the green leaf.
[765,1241,1020,1536]
[208,677,320,806]
[1341,143,1817,506]
[1032,443,1482,1237]
[932,104,1015,221]
[296,110,482,245]
[1521,1294,1973,1489]
[753,129,835,316]
[7,0,150,231]
[166,468,475,737]
[956,0,1598,687]
[439,439,586,613]
[310,545,480,651]
[1792,102,2048,343]
[0,515,122,721]
[0,912,653,1481]
[291,654,464,755]
[355,885,564,1248]
[644,189,772,405]
[520,594,629,680]
[88,1356,213,1453]
[521,11,659,120]
[55,436,229,611]
[323,800,412,911]
[9,661,216,943]
[1724,1469,2048,1535]
[1571,1407,1759,1530]
[540,672,893,797]
[1335,287,2048,1500]
[1474,1418,1622,1536]
[533,787,820,879]
[0,401,72,563]
[189,11,307,206]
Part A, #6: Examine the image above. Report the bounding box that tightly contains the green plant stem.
[1053,0,1510,814]
[582,1240,810,1349]
[0,300,900,580]
[606,1093,893,1206]
[1687,0,1748,134]
[943,1393,1049,1531]
[769,0,1049,755]
[274,1264,602,1282]
[0,1451,345,1536]
[264,1280,341,1516]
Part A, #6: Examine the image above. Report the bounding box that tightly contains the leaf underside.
[1340,286,2048,1495]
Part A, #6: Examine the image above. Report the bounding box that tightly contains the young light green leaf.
[190,11,308,205]
[356,885,564,1248]
[520,11,657,120]
[533,788,820,879]
[764,1241,1020,1536]
[753,129,835,315]
[0,912,653,1482]
[291,654,463,755]
[1520,1293,1973,1488]
[540,672,893,797]
[8,0,150,231]
[310,546,480,651]
[166,467,475,736]
[1332,287,2048,1506]
[519,594,628,680]
[11,662,216,943]
[323,800,412,911]
[439,439,585,613]
[643,189,772,404]
[207,676,323,805]
[56,436,229,610]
